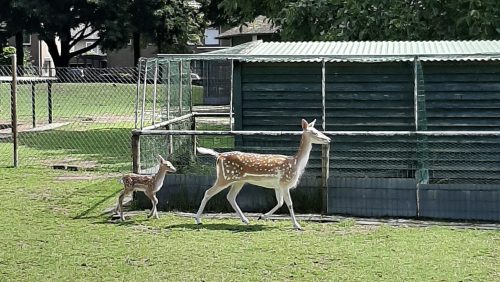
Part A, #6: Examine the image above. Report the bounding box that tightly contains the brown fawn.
[115,155,176,221]
[196,119,331,230]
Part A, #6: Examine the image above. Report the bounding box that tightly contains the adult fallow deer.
[196,119,330,230]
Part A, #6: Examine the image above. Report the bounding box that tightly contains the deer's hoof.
[294,226,304,231]
[242,218,250,225]
[195,218,202,225]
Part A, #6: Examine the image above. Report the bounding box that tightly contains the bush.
[0,46,16,65]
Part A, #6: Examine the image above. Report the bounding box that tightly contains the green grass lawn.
[0,83,136,122]
[0,167,499,281]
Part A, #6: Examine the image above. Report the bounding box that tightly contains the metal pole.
[134,59,143,128]
[31,83,36,128]
[167,61,173,155]
[230,59,234,130]
[167,61,171,120]
[11,55,18,167]
[321,59,326,131]
[152,59,158,125]
[47,81,52,124]
[320,59,329,214]
[179,60,183,115]
[414,56,419,131]
[140,59,149,129]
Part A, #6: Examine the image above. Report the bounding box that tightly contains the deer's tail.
[196,147,220,157]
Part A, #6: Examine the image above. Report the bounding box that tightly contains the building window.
[204,27,220,46]
[23,33,31,46]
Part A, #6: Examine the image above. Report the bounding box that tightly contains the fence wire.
[137,129,500,185]
[0,65,138,172]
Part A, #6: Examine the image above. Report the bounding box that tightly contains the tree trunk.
[133,32,141,66]
[15,31,24,68]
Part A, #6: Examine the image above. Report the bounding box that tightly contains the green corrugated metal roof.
[159,40,500,62]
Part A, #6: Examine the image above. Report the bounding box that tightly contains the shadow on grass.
[72,189,122,220]
[164,222,273,232]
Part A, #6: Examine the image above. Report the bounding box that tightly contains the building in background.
[216,16,280,46]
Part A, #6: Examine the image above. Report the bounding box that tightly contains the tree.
[1,0,210,67]
[0,0,38,66]
[219,0,500,41]
[101,0,209,66]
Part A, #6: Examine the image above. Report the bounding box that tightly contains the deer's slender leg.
[117,187,133,221]
[226,182,249,224]
[195,181,231,224]
[259,188,284,220]
[151,193,159,219]
[144,191,156,218]
[283,188,302,230]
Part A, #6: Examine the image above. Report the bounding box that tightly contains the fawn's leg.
[152,193,159,219]
[226,182,249,224]
[117,187,133,221]
[144,191,156,218]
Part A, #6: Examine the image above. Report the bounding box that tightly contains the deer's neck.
[294,134,313,177]
[153,168,168,187]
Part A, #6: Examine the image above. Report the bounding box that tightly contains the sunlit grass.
[0,167,498,281]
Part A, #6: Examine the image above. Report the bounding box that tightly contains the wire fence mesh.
[0,64,138,172]
[137,128,500,185]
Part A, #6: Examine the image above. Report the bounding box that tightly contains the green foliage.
[0,0,211,67]
[220,0,500,41]
[0,46,15,64]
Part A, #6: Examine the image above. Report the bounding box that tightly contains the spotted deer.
[115,155,176,221]
[195,119,331,230]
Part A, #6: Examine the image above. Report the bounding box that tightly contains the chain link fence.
[137,126,500,186]
[0,63,138,172]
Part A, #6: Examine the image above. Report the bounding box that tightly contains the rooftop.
[217,16,279,39]
[159,40,500,62]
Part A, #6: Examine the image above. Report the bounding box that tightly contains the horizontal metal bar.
[133,129,500,137]
[192,112,230,117]
[141,113,194,130]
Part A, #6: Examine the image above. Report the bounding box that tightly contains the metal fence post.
[31,82,36,128]
[11,54,18,167]
[320,59,329,214]
[47,81,52,124]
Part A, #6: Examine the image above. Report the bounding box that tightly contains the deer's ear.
[309,119,316,128]
[301,119,308,129]
[158,155,165,162]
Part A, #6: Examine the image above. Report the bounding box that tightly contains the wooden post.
[11,54,18,167]
[321,144,330,214]
[31,83,36,128]
[132,134,140,173]
[47,81,53,124]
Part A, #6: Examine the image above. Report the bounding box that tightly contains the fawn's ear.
[309,119,316,128]
[158,155,165,162]
[301,119,308,129]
